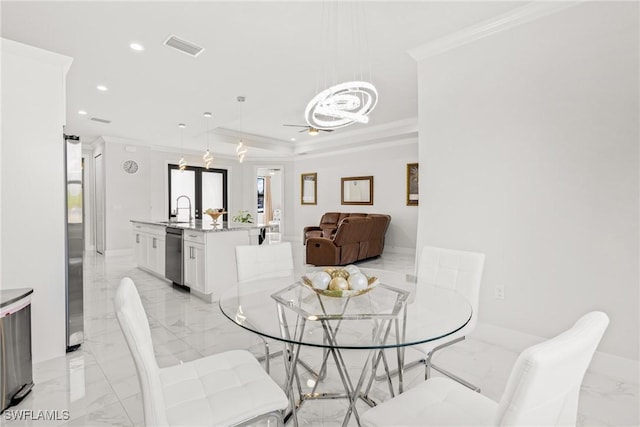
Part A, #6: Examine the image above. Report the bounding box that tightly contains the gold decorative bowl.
[206,211,227,224]
[301,274,379,298]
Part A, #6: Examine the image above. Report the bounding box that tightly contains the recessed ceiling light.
[178,123,186,128]
[96,85,108,92]
[78,110,87,115]
[203,112,212,118]
[290,137,296,141]
[129,42,144,51]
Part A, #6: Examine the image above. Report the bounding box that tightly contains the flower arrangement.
[232,210,253,223]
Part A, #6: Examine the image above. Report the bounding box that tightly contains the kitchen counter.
[130,219,266,232]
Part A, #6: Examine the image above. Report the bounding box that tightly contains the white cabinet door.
[184,242,206,293]
[154,237,166,276]
[133,231,142,264]
[148,236,163,274]
[134,232,150,268]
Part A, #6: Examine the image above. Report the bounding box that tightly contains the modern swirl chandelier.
[305,2,378,131]
[305,81,378,130]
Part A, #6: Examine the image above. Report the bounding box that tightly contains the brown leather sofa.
[305,213,391,266]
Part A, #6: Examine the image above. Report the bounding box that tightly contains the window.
[168,164,228,220]
[257,177,265,213]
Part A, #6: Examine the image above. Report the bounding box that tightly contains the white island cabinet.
[182,229,251,302]
[132,223,166,277]
[132,220,255,303]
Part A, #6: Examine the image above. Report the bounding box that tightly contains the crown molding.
[1,37,73,75]
[294,136,418,161]
[408,1,581,62]
[294,117,418,155]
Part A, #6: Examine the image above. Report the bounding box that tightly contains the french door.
[168,164,228,221]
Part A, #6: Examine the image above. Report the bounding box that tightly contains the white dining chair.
[235,242,322,379]
[362,311,609,427]
[235,242,293,374]
[114,277,288,427]
[378,246,485,391]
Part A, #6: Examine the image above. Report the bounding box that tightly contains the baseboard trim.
[383,246,415,255]
[473,321,639,384]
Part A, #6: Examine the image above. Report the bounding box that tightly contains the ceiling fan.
[283,124,334,135]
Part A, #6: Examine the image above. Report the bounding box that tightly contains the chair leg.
[264,340,271,373]
[374,357,424,381]
[258,337,324,380]
[427,362,481,393]
[424,336,481,392]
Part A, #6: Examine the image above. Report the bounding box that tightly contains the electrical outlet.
[494,285,505,300]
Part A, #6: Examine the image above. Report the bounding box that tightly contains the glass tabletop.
[218,267,472,350]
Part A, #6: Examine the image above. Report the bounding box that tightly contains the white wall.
[104,143,151,253]
[1,39,73,363]
[415,2,638,360]
[294,141,419,251]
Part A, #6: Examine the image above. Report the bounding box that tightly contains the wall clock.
[122,160,139,174]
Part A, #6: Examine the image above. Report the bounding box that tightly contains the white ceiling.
[1,1,523,157]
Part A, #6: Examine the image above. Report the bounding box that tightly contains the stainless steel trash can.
[1,288,34,414]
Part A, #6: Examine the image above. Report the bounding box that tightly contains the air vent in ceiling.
[164,35,204,57]
[91,117,111,124]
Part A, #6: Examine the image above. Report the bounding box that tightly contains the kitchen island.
[131,220,265,303]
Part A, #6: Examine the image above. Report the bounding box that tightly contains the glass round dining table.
[218,267,472,427]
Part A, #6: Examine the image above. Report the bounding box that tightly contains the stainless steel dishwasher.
[165,227,184,287]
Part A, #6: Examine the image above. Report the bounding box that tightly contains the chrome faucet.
[175,195,193,222]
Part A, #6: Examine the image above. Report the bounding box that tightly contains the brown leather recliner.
[303,212,367,243]
[363,214,391,258]
[305,214,391,266]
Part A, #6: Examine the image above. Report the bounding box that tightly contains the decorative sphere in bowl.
[344,265,360,276]
[312,271,331,290]
[347,273,368,290]
[329,277,349,291]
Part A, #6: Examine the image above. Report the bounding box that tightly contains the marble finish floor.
[3,243,638,426]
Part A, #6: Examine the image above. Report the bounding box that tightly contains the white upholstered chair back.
[114,278,168,426]
[495,311,609,426]
[235,242,294,283]
[417,246,485,330]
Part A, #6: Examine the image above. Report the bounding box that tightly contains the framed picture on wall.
[341,176,374,205]
[301,173,317,205]
[406,163,418,206]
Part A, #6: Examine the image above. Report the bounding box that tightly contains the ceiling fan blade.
[298,129,308,133]
[320,129,334,132]
[283,124,308,128]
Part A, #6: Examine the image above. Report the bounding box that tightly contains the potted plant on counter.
[232,210,253,224]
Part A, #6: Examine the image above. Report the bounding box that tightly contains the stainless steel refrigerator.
[64,134,84,352]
